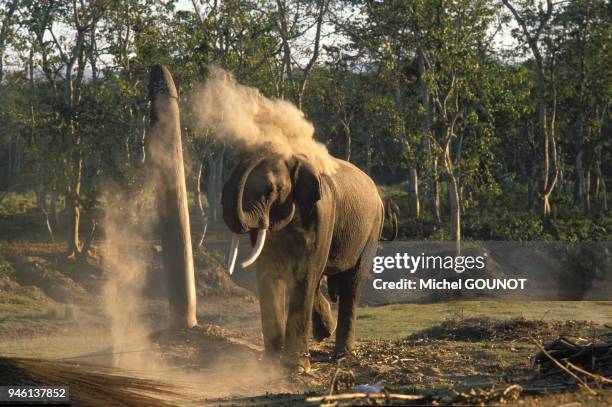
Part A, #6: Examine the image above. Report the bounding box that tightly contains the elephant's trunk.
[221,166,253,233]
[226,229,267,275]
[222,157,266,234]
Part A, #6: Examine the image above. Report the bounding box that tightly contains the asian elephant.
[221,148,384,371]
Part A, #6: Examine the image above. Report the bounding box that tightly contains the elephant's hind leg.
[312,287,336,341]
[334,267,365,357]
[334,230,380,357]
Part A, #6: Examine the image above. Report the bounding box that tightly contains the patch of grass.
[64,305,75,320]
[0,332,112,359]
[409,316,599,342]
[30,262,62,281]
[356,301,612,340]
[0,259,16,279]
[194,246,225,269]
[0,292,58,321]
[0,291,104,358]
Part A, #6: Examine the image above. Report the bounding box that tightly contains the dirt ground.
[0,239,611,406]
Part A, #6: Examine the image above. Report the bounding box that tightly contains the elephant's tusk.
[227,234,240,275]
[241,229,267,268]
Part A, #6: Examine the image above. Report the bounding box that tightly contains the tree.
[274,0,330,107]
[408,0,496,242]
[332,0,424,216]
[0,0,19,83]
[502,0,559,218]
[148,65,197,328]
[553,0,610,214]
[22,0,108,257]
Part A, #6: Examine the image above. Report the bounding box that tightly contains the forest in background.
[0,0,610,254]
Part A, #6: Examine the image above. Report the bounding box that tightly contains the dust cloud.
[99,182,165,372]
[98,181,286,399]
[191,66,338,174]
[94,104,286,401]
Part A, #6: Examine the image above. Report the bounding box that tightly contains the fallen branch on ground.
[530,336,609,395]
[531,335,611,381]
[306,392,425,404]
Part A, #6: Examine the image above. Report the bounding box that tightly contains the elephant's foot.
[332,352,356,370]
[281,351,311,373]
[333,342,356,361]
[313,288,337,342]
[260,349,282,362]
[312,318,336,342]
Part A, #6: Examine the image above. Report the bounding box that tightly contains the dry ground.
[0,240,611,406]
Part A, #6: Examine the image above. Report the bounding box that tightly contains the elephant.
[221,148,384,371]
[384,198,400,240]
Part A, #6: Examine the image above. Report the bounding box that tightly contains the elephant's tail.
[382,198,399,241]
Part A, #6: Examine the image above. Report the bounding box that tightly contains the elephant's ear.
[289,155,321,224]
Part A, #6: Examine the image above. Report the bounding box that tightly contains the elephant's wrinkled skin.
[221,150,384,371]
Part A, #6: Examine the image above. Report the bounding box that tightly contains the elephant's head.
[221,151,322,274]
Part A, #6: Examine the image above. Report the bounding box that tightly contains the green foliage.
[463,210,548,241]
[193,246,226,270]
[0,0,609,243]
[0,259,16,280]
[0,192,37,215]
[30,262,62,282]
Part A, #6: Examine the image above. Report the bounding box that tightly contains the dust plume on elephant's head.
[190,66,337,175]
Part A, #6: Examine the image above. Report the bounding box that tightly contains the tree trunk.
[443,133,461,244]
[502,0,556,218]
[536,70,551,218]
[49,190,59,228]
[66,144,83,258]
[63,26,85,258]
[527,163,537,210]
[448,174,461,243]
[140,118,147,164]
[593,145,602,198]
[558,167,565,194]
[365,132,372,175]
[36,187,55,243]
[594,145,607,213]
[542,194,551,218]
[584,170,591,215]
[194,159,208,249]
[408,168,420,218]
[343,126,351,162]
[600,177,608,213]
[417,48,436,221]
[148,65,197,329]
[0,0,18,84]
[574,139,585,206]
[431,157,441,222]
[36,187,47,212]
[8,133,18,176]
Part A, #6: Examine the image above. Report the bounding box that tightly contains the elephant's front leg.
[282,267,319,372]
[256,265,286,360]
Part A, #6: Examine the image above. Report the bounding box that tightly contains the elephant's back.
[324,158,383,272]
[331,159,381,205]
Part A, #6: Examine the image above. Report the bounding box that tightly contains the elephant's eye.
[265,185,274,196]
